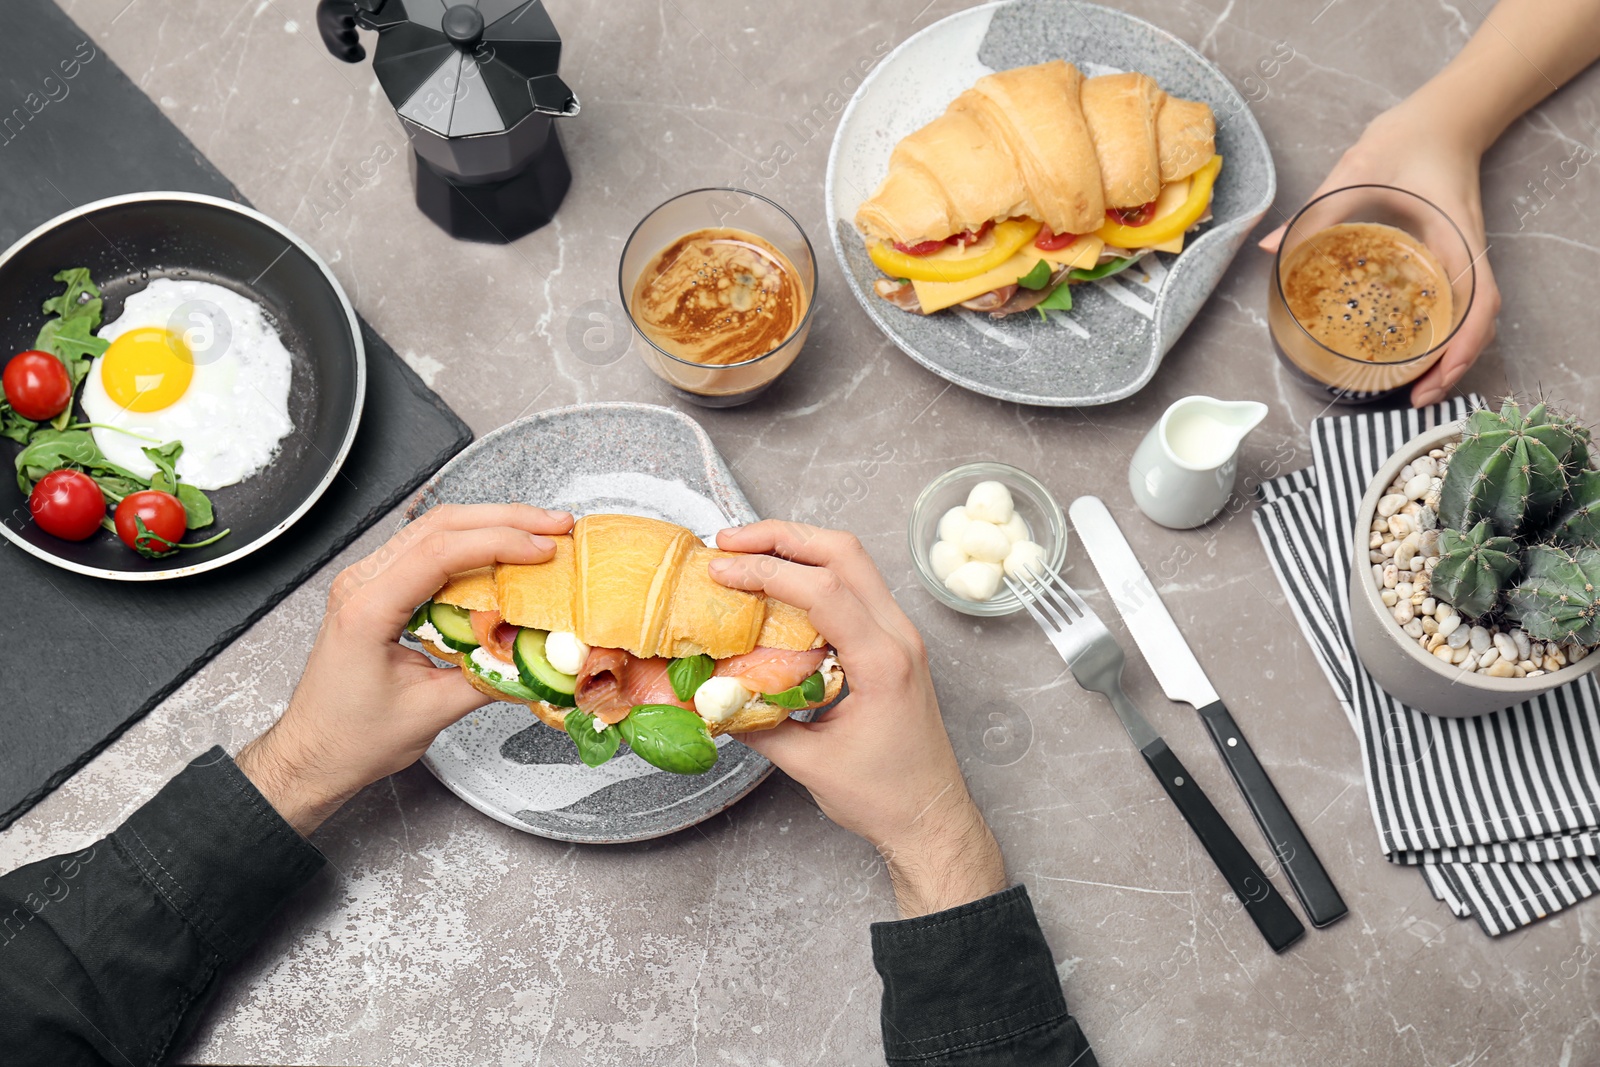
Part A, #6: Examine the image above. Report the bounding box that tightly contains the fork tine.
[1034,568,1084,624]
[1013,565,1071,631]
[1005,575,1060,635]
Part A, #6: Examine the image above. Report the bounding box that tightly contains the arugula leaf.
[39,268,102,324]
[1068,256,1141,283]
[667,654,715,703]
[33,269,107,428]
[172,482,214,529]
[1035,282,1075,319]
[0,400,38,445]
[1016,259,1053,290]
[564,708,622,767]
[15,429,104,492]
[128,514,180,558]
[618,704,718,775]
[142,441,183,487]
[763,671,826,710]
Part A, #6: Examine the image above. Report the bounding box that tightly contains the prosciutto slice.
[714,647,828,694]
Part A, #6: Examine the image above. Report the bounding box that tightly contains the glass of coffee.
[1269,185,1475,404]
[620,188,817,407]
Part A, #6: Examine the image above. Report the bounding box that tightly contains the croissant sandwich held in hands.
[403,513,844,775]
[854,60,1221,317]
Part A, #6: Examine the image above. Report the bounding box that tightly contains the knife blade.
[1068,495,1348,929]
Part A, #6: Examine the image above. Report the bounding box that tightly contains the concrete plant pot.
[1348,420,1600,716]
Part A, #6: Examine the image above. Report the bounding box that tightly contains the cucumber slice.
[428,602,480,652]
[513,628,579,707]
[405,602,429,633]
[463,652,542,703]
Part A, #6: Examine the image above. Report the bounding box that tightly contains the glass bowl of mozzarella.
[908,462,1067,617]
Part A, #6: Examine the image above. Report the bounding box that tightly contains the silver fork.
[1008,565,1306,952]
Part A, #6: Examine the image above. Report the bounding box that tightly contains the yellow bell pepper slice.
[869,218,1043,283]
[1095,154,1223,249]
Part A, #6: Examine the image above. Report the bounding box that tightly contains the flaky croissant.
[854,61,1215,245]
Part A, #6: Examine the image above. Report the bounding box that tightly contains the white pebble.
[1372,564,1386,587]
[1404,473,1431,500]
[1460,653,1479,671]
[1451,646,1472,665]
[1434,645,1457,662]
[959,520,1012,563]
[1395,541,1417,569]
[1469,626,1491,653]
[1394,600,1416,625]
[998,512,1030,543]
[1396,581,1414,599]
[1388,515,1413,537]
[1381,589,1400,607]
[1513,630,1532,661]
[945,560,1003,602]
[1436,614,1461,638]
[1378,494,1408,518]
[1421,616,1439,634]
[1384,565,1399,589]
[1527,669,1546,678]
[1403,619,1425,638]
[1493,632,1517,659]
[1002,539,1049,579]
[937,506,972,543]
[1572,645,1591,664]
[1409,556,1427,572]
[1447,626,1471,649]
[1420,597,1436,615]
[929,540,968,582]
[1478,646,1499,668]
[965,481,1015,524]
[1412,456,1438,478]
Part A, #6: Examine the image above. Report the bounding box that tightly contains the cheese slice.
[1143,177,1193,253]
[911,251,1041,313]
[1035,235,1105,269]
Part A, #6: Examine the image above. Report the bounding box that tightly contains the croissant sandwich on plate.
[404,514,844,775]
[854,60,1221,318]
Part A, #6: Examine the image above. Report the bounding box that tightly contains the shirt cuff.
[110,746,325,963]
[871,884,1068,1061]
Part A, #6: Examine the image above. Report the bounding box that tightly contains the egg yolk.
[100,327,194,412]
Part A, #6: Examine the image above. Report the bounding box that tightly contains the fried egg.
[81,279,294,490]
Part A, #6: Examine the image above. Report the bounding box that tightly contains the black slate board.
[0,0,474,829]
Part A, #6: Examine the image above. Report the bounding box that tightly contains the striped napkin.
[1251,395,1600,936]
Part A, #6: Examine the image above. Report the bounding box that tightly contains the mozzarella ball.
[959,520,1011,563]
[937,505,972,543]
[930,539,969,582]
[999,512,1030,543]
[694,676,752,725]
[965,480,1015,524]
[945,560,1003,601]
[1003,539,1049,579]
[544,631,590,676]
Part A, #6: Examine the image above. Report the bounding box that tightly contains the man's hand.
[236,504,574,836]
[711,521,1006,918]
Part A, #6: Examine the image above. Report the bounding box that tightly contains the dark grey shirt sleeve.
[871,884,1096,1065]
[0,747,324,1066]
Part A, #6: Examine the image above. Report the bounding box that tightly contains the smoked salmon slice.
[575,650,693,724]
[714,647,828,694]
[469,610,518,663]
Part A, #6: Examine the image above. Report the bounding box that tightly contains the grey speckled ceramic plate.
[826,0,1275,407]
[404,403,770,844]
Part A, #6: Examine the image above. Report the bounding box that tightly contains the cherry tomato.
[1107,201,1158,227]
[114,490,188,555]
[28,470,105,541]
[891,238,947,256]
[949,220,994,247]
[1034,226,1078,251]
[3,350,73,421]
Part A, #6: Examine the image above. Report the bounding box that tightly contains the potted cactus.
[1349,399,1600,716]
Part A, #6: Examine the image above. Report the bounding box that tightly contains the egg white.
[82,278,295,491]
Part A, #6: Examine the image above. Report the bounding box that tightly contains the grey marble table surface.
[6,0,1600,1063]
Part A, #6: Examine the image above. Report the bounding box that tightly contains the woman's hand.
[711,521,1007,918]
[236,504,574,836]
[1259,101,1500,408]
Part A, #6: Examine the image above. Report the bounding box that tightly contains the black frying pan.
[0,193,364,579]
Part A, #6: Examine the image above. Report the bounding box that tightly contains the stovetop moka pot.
[318,0,579,243]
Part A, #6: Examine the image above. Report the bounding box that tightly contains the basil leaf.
[565,708,622,768]
[173,482,214,529]
[1068,256,1140,283]
[1016,259,1052,290]
[1035,282,1074,320]
[666,654,715,703]
[618,704,718,775]
[142,441,183,486]
[763,671,826,710]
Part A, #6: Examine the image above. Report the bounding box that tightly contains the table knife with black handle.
[1069,495,1348,928]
